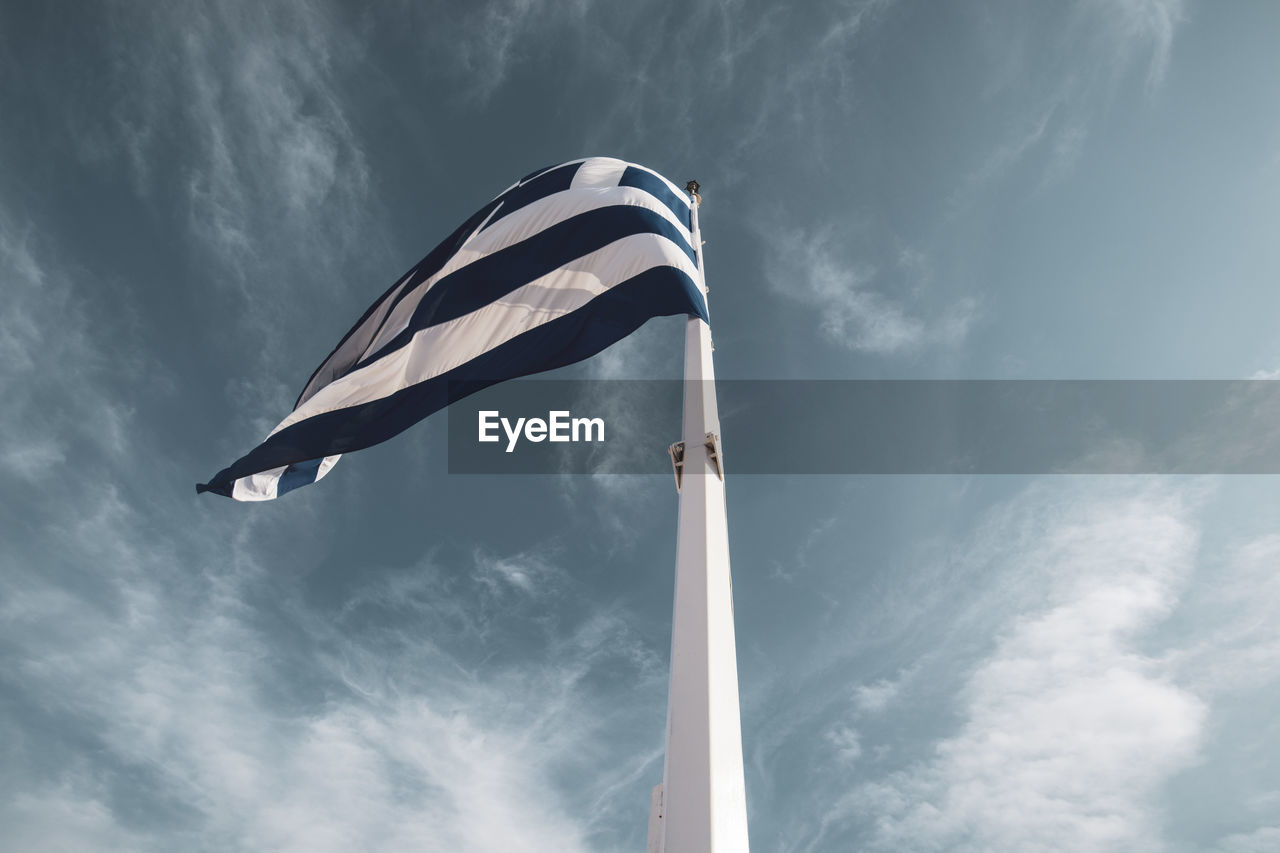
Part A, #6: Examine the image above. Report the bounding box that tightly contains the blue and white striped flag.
[198,157,707,500]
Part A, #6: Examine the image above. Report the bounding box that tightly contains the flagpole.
[649,181,750,852]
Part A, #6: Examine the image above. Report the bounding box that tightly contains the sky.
[2,1,1280,851]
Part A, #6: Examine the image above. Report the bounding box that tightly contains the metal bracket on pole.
[668,441,685,493]
[669,433,723,493]
[704,432,723,481]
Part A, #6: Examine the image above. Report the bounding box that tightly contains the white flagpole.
[648,181,750,852]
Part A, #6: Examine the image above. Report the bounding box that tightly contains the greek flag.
[198,157,707,500]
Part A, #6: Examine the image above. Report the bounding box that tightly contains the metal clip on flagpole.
[649,181,750,853]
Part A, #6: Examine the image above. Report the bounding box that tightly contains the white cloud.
[473,547,566,598]
[949,107,1055,210]
[954,0,1185,207]
[1211,826,1280,853]
[0,199,660,847]
[807,483,1208,852]
[807,0,899,107]
[2,503,662,851]
[108,2,372,277]
[764,227,976,354]
[826,726,863,765]
[93,1,380,447]
[449,0,570,102]
[1163,533,1280,695]
[5,786,145,853]
[851,678,902,714]
[0,214,145,482]
[51,1,447,496]
[1081,0,1185,90]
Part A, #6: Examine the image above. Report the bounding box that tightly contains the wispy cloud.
[803,482,1207,852]
[952,0,1185,206]
[473,546,568,599]
[825,725,863,765]
[764,226,977,354]
[1081,0,1185,91]
[1163,533,1280,696]
[2,506,666,851]
[93,1,380,437]
[0,201,662,849]
[0,212,144,482]
[948,106,1056,211]
[851,675,905,715]
[710,0,898,178]
[107,2,373,278]
[441,0,597,103]
[808,0,898,105]
[1210,826,1280,853]
[4,785,145,853]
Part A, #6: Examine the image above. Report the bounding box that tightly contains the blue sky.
[3,1,1280,851]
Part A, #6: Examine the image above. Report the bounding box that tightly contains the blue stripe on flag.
[516,162,567,183]
[318,166,688,393]
[480,161,581,233]
[276,458,324,497]
[358,165,583,354]
[196,265,706,497]
[355,205,697,369]
[293,195,504,408]
[619,166,692,228]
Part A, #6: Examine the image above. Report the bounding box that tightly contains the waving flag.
[198,157,707,500]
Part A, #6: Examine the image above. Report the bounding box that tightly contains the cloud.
[1211,826,1280,853]
[473,547,567,598]
[808,0,898,105]
[1163,533,1280,695]
[741,474,1280,853]
[764,227,977,354]
[0,213,144,483]
[105,2,372,276]
[0,203,661,848]
[703,0,899,179]
[441,0,596,102]
[57,0,416,478]
[1081,0,1185,90]
[952,0,1185,207]
[4,785,145,853]
[851,677,903,715]
[90,1,380,440]
[949,107,1056,209]
[799,482,1208,852]
[826,726,864,765]
[2,499,665,851]
[769,515,839,583]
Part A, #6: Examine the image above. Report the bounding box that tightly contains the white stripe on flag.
[267,232,697,436]
[571,158,629,189]
[231,455,342,501]
[200,156,704,501]
[359,184,692,360]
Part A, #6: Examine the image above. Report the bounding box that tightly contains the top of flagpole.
[685,180,705,304]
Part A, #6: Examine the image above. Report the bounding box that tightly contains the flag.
[198,157,708,500]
